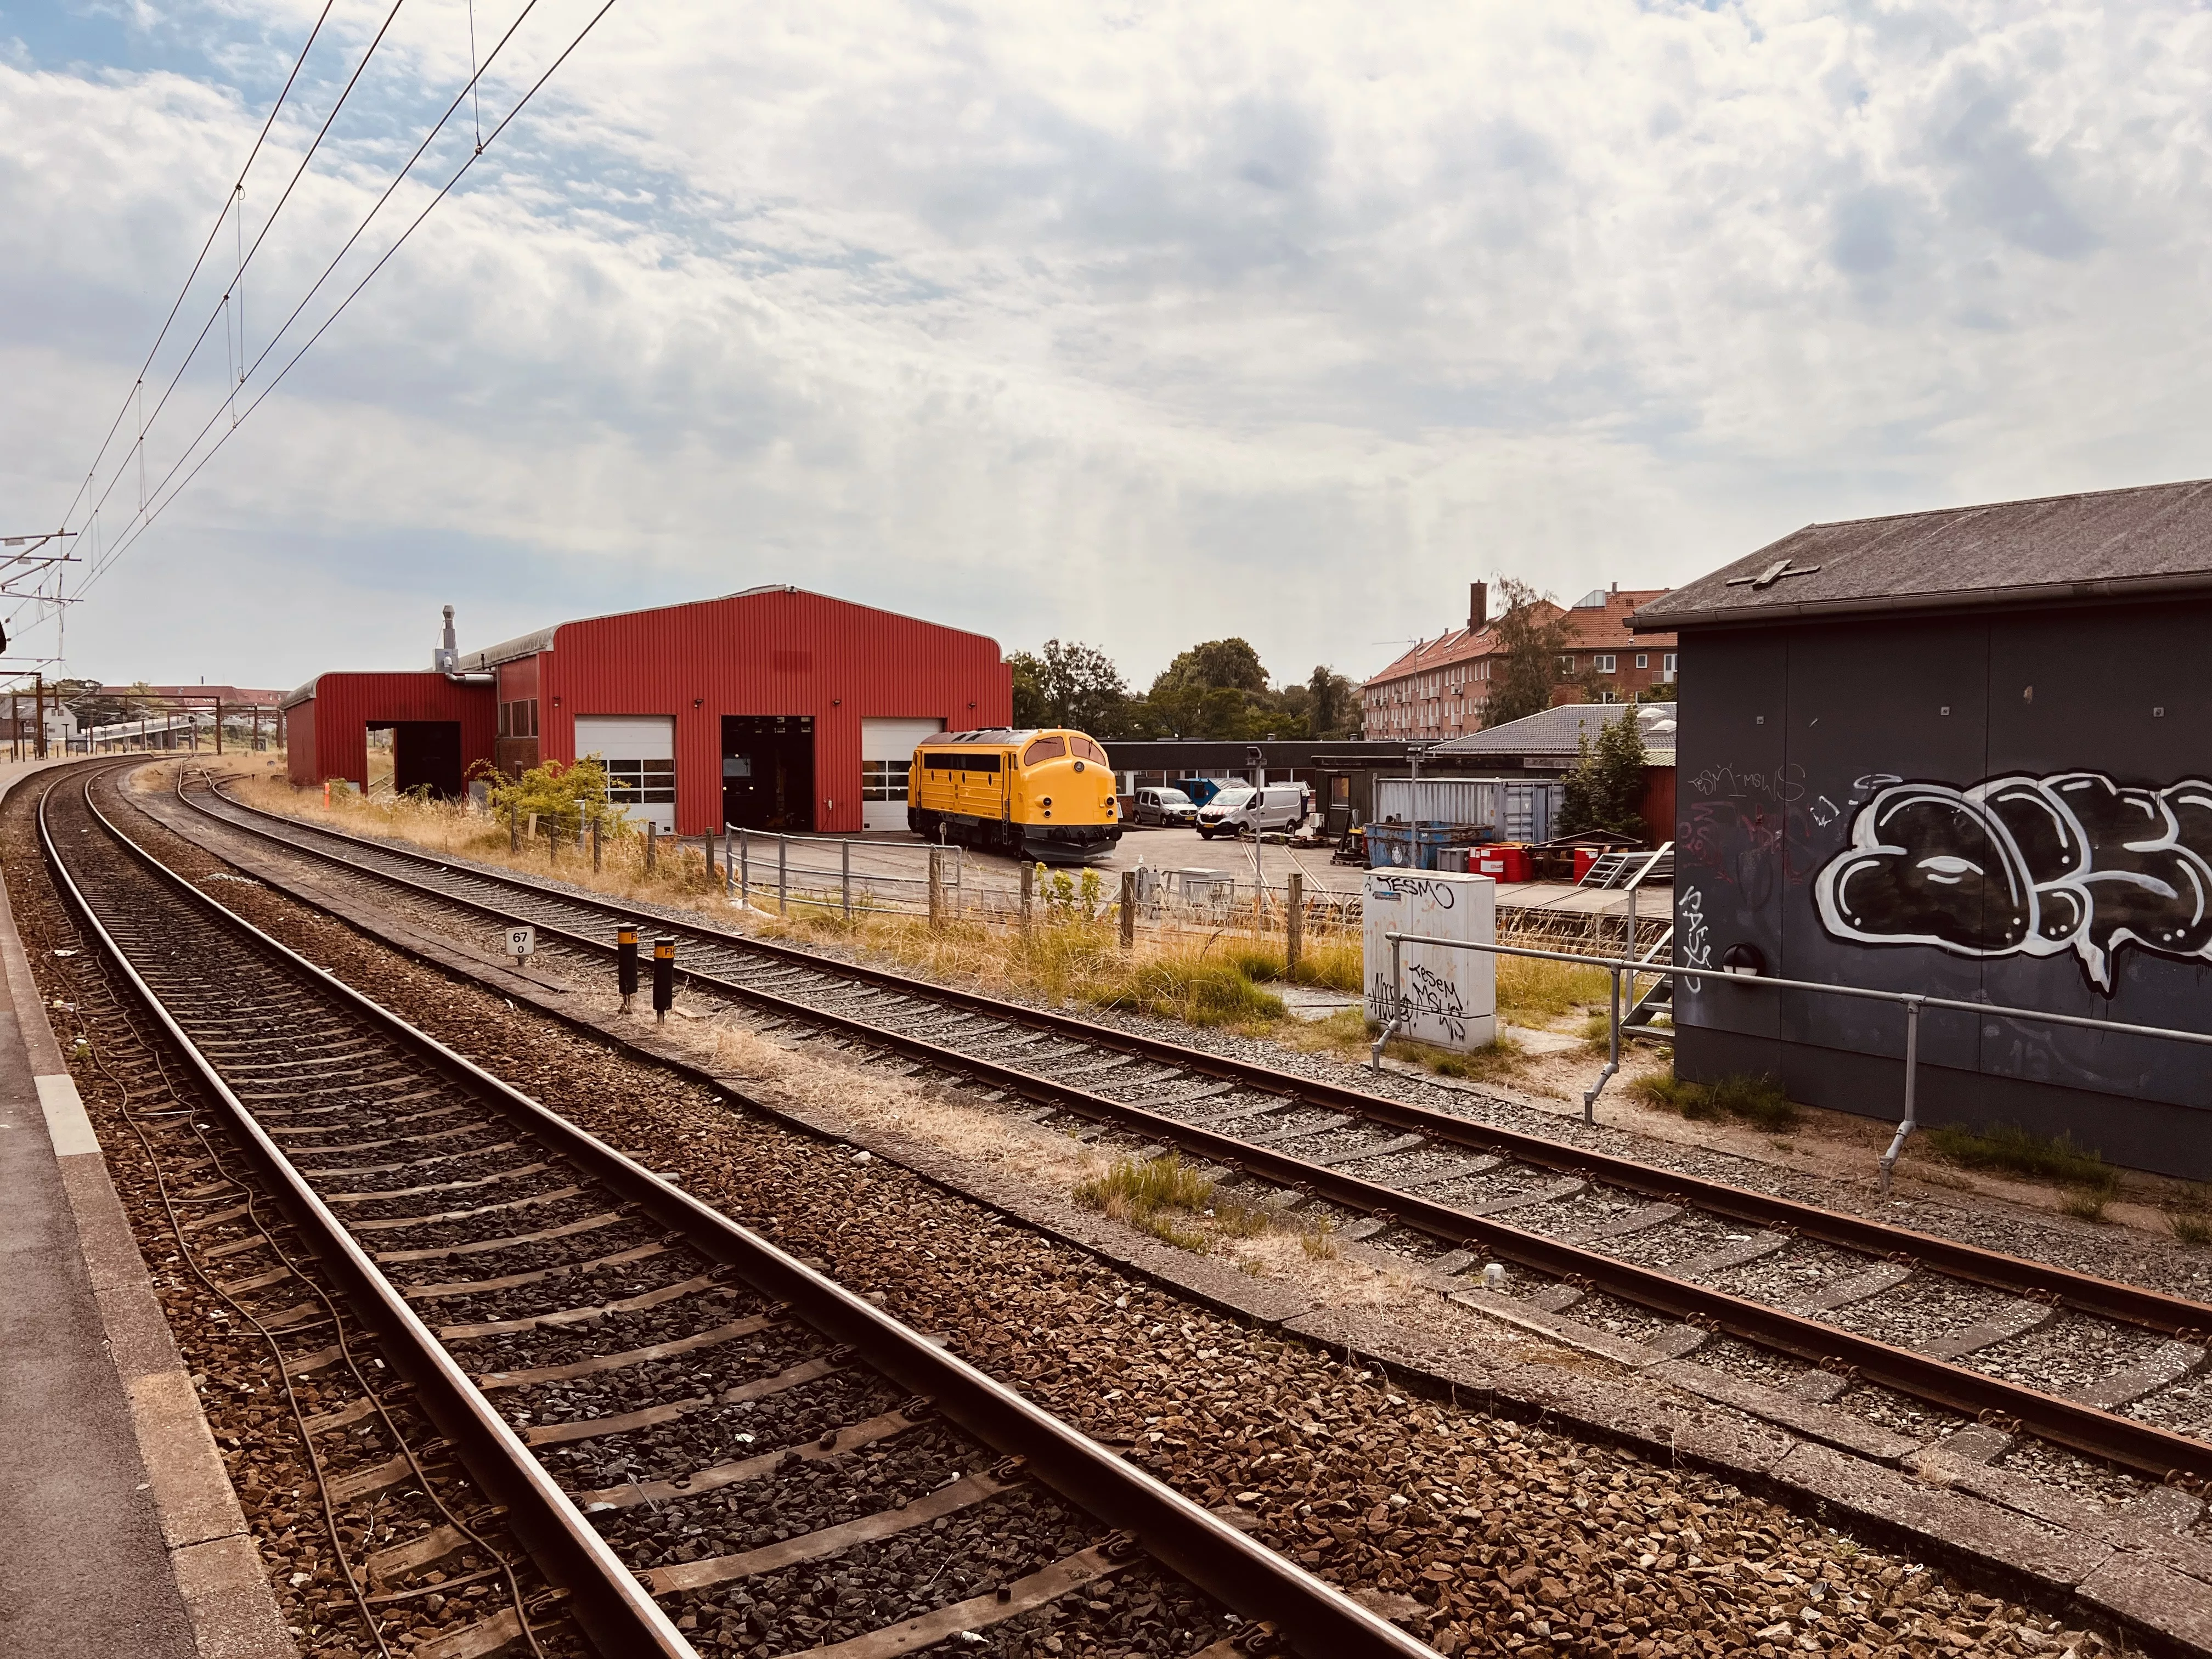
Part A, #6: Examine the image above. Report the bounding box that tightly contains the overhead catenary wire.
[72,0,624,603]
[53,0,338,538]
[79,0,418,539]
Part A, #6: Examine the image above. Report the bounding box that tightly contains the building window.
[604,757,674,805]
[1635,653,1648,669]
[861,759,910,803]
[1593,654,1616,674]
[1559,656,1576,672]
[1663,653,1678,674]
[497,698,540,738]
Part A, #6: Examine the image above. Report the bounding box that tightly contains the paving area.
[0,757,285,1659]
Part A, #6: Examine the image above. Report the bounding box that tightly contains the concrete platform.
[0,759,291,1659]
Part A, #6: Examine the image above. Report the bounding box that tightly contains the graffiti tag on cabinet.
[1813,772,2212,990]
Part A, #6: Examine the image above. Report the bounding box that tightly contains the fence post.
[841,839,851,920]
[646,821,657,873]
[740,828,749,907]
[928,847,945,929]
[724,825,735,900]
[591,816,602,873]
[1286,871,1304,975]
[1582,966,1622,1125]
[1020,861,1034,936]
[1880,997,1923,1195]
[777,834,788,916]
[510,800,520,852]
[549,818,558,864]
[1120,870,1136,950]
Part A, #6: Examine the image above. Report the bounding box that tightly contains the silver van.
[1195,784,1310,839]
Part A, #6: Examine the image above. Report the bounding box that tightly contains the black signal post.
[617,922,640,1012]
[652,936,675,1022]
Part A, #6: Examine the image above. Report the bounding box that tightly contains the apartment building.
[1359,582,1677,741]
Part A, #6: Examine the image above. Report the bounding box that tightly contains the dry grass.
[1497,956,1613,1023]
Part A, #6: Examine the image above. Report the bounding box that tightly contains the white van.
[1195,783,1310,839]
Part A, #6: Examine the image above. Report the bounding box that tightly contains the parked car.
[1196,783,1311,839]
[1130,786,1199,827]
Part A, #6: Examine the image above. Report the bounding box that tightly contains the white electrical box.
[1362,870,1497,1051]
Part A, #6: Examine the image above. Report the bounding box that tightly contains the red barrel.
[1474,844,1530,883]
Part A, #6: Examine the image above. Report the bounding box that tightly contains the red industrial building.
[283,587,1013,834]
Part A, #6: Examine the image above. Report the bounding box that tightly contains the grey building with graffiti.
[1630,477,2212,1179]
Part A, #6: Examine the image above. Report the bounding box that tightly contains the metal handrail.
[1379,929,2212,1190]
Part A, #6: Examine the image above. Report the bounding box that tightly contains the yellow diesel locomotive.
[907,728,1122,860]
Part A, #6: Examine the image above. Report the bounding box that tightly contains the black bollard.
[617,922,640,1013]
[652,936,674,1023]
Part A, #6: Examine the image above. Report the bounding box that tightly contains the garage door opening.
[860,717,945,832]
[723,715,813,832]
[574,714,676,833]
[382,721,464,799]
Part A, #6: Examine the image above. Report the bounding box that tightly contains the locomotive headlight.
[1040,796,1053,808]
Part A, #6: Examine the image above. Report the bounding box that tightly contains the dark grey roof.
[1630,476,2212,631]
[1428,702,1675,765]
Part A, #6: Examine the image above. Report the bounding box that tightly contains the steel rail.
[41,774,698,1658]
[173,782,2212,1485]
[190,780,2212,1340]
[89,766,1434,1659]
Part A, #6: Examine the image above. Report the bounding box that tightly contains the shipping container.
[1371,776,1562,842]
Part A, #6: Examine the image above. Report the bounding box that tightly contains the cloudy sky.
[4,0,2209,693]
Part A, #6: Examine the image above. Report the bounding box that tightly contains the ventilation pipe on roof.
[435,603,496,684]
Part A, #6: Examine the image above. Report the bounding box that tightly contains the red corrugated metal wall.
[286,700,318,783]
[285,673,497,789]
[529,589,1012,834]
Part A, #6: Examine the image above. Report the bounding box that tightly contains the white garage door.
[575,714,676,833]
[860,718,944,832]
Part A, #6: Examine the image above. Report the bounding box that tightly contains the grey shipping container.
[1371,777,1562,842]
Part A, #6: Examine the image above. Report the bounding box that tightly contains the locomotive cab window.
[1071,737,1107,764]
[1023,735,1067,765]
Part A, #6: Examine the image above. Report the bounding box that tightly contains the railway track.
[163,772,2212,1499]
[44,764,1432,1659]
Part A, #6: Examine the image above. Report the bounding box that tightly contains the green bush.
[479,755,625,840]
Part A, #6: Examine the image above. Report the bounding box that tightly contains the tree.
[1007,639,1129,734]
[1483,575,1572,727]
[1557,707,1651,840]
[1305,665,1358,739]
[1155,638,1268,696]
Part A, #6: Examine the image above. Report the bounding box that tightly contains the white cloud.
[6,0,2212,691]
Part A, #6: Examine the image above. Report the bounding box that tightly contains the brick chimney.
[1469,580,1488,632]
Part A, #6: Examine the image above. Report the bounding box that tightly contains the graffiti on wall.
[1813,772,2212,990]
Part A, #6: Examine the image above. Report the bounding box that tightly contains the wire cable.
[80,0,417,537]
[54,1,337,537]
[69,0,620,605]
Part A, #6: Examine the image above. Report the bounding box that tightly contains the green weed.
[1629,1071,1799,1131]
[2167,1212,2212,1248]
[1074,1155,1217,1253]
[1920,1122,2114,1192]
[1497,956,1613,1023]
[2060,1187,2113,1223]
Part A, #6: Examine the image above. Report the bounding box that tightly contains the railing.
[1373,929,2212,1191]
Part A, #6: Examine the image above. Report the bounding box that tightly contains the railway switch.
[617,922,640,1012]
[652,935,675,1020]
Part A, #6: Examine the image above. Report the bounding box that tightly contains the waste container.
[1573,846,1605,881]
[1367,822,1459,870]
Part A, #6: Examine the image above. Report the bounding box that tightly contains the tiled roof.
[1427,701,1678,765]
[1632,477,2212,631]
